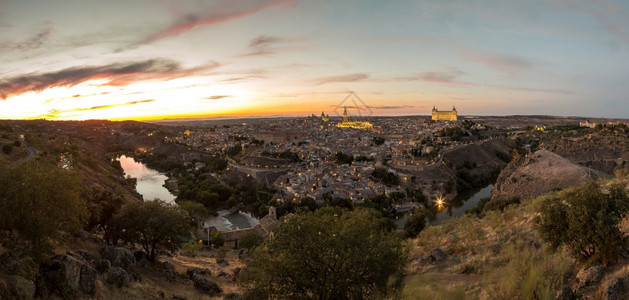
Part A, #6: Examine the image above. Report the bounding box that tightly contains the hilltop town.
[2,112,629,299]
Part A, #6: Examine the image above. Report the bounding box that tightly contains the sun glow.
[0,77,255,121]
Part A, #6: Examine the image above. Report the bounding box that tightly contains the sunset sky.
[1,0,628,120]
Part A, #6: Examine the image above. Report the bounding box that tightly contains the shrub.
[1,144,12,154]
[238,232,263,250]
[110,200,190,261]
[0,160,87,257]
[404,211,426,238]
[536,182,629,264]
[244,208,407,299]
[211,232,225,248]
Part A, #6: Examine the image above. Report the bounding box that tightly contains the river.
[117,155,259,229]
[117,155,176,204]
[395,184,493,227]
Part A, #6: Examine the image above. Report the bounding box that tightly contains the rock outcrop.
[491,150,607,202]
[100,246,136,270]
[192,273,222,296]
[106,267,131,287]
[38,252,97,295]
[576,265,604,289]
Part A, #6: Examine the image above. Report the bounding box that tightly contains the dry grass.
[404,191,576,299]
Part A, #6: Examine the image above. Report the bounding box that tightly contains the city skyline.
[1,0,628,120]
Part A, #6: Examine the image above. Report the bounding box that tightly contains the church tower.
[343,107,349,123]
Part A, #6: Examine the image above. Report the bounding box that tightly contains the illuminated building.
[336,107,374,130]
[431,106,457,121]
[321,112,330,122]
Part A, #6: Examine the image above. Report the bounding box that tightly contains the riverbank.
[117,155,176,204]
[395,184,493,227]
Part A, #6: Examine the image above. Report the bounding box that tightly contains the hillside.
[491,149,609,203]
[543,130,629,174]
[404,175,629,299]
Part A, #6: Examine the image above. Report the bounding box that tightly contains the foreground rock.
[603,277,625,300]
[100,246,136,270]
[38,252,97,296]
[576,265,604,289]
[106,267,131,287]
[192,273,222,296]
[0,275,36,300]
[491,150,606,202]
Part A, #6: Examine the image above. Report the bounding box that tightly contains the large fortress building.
[431,106,457,121]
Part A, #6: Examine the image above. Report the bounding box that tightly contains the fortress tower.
[432,106,457,121]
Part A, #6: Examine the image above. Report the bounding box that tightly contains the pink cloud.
[144,0,298,43]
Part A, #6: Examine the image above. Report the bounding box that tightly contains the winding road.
[19,135,38,160]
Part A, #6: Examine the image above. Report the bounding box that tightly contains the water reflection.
[396,184,493,227]
[117,155,176,204]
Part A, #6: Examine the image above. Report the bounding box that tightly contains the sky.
[0,0,628,120]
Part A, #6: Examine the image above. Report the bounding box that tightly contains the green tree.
[238,232,263,250]
[1,144,12,154]
[227,143,242,156]
[211,231,225,248]
[0,160,88,255]
[244,208,407,299]
[536,182,629,264]
[178,200,210,226]
[110,200,191,261]
[404,211,426,238]
[84,189,124,245]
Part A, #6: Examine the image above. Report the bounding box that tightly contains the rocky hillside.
[491,150,608,202]
[405,178,629,299]
[543,133,629,174]
[398,138,515,200]
[0,232,246,299]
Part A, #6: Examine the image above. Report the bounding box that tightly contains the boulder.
[603,277,624,300]
[555,285,574,300]
[0,275,36,300]
[39,252,97,295]
[192,273,222,296]
[217,270,228,277]
[100,246,136,270]
[576,265,604,288]
[94,259,111,273]
[417,255,435,264]
[106,267,130,287]
[77,250,96,263]
[158,261,178,282]
[430,248,448,261]
[186,267,211,279]
[224,292,243,300]
[172,294,187,300]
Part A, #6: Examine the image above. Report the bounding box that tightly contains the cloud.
[394,68,571,94]
[465,52,532,74]
[395,69,468,84]
[1,22,54,52]
[242,35,286,56]
[370,105,415,110]
[37,99,156,119]
[330,104,414,110]
[143,0,297,43]
[315,73,370,85]
[202,95,232,100]
[546,0,629,41]
[0,59,218,99]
